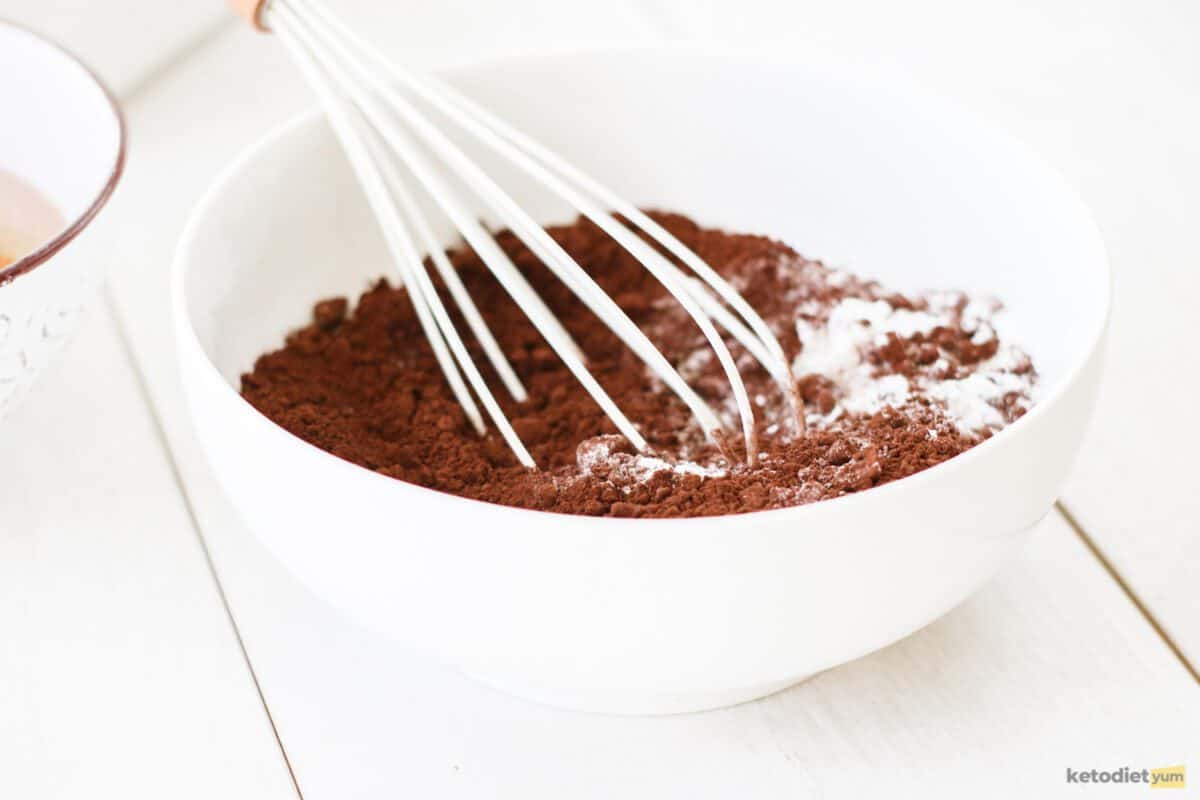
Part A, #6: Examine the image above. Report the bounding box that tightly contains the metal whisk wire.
[241,0,800,469]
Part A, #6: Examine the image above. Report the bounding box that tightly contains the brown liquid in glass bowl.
[0,169,63,272]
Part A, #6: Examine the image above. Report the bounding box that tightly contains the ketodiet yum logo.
[1065,764,1186,789]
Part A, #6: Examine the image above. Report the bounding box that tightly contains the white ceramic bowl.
[175,48,1108,714]
[0,21,124,420]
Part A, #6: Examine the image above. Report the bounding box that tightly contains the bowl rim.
[173,43,1112,528]
[0,18,127,287]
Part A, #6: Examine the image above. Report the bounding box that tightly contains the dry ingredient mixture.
[242,212,1036,517]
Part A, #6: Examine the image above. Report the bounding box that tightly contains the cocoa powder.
[241,212,1034,518]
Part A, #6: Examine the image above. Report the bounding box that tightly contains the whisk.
[231,0,800,468]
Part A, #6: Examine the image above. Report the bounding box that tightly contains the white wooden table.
[4,1,1198,797]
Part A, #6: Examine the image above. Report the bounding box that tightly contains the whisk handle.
[230,0,270,31]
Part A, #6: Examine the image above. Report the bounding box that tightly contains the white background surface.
[3,1,1198,797]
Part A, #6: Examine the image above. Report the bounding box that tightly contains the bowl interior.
[0,23,122,261]
[182,48,1108,410]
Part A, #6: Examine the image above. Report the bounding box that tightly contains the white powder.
[841,373,910,415]
[623,253,1036,493]
[924,345,1034,431]
[675,347,714,381]
[961,297,1000,332]
[576,435,727,490]
[793,298,944,380]
[792,295,1034,434]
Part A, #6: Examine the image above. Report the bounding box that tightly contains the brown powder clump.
[241,212,1031,518]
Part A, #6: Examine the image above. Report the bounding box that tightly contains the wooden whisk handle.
[230,0,270,31]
